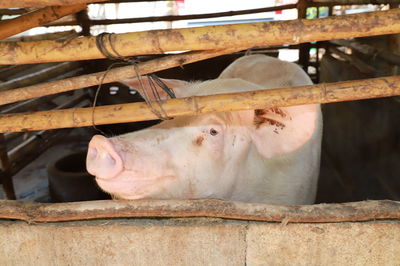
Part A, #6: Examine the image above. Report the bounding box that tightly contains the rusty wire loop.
[92,32,175,134]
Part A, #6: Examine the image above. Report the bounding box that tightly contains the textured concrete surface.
[0,218,399,266]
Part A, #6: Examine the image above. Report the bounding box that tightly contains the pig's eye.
[209,128,219,136]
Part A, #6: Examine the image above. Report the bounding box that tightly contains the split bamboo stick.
[0,48,241,106]
[1,9,400,64]
[0,4,86,40]
[0,76,399,133]
[0,0,106,8]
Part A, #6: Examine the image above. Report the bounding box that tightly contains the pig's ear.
[120,76,189,101]
[249,104,321,158]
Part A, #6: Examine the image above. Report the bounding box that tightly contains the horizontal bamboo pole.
[49,4,297,26]
[0,199,399,223]
[0,4,86,40]
[0,0,105,8]
[0,76,399,133]
[0,48,240,106]
[1,9,400,65]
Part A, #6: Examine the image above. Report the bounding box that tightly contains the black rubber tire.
[47,151,111,202]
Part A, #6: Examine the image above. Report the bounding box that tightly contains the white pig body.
[87,55,322,204]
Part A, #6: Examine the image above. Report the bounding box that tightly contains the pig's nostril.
[105,153,116,165]
[87,147,97,159]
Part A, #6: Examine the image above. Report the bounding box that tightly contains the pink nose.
[86,135,123,180]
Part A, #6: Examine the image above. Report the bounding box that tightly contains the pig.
[86,54,322,205]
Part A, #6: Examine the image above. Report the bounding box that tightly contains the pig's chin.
[95,174,176,200]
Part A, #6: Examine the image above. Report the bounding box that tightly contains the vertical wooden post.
[0,134,16,200]
[76,9,91,36]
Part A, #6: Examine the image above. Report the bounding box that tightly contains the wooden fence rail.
[0,199,399,223]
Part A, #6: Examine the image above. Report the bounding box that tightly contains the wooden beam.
[0,199,399,223]
[0,48,240,106]
[0,75,399,133]
[0,0,105,8]
[0,4,86,40]
[1,9,400,64]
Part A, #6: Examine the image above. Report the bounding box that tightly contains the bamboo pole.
[0,48,240,106]
[0,4,86,40]
[49,4,298,26]
[0,0,105,8]
[1,9,400,65]
[0,199,399,223]
[0,76,399,133]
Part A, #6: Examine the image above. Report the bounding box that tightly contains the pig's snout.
[86,135,123,180]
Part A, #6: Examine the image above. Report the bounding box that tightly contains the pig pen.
[0,0,400,265]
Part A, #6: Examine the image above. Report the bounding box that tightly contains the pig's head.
[87,78,320,202]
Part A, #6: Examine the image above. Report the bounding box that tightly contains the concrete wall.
[1,218,399,265]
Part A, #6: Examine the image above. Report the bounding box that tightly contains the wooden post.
[0,4,87,40]
[0,76,399,133]
[1,9,400,65]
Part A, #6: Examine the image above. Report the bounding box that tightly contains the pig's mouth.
[95,174,176,200]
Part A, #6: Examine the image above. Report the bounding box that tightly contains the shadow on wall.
[316,48,400,203]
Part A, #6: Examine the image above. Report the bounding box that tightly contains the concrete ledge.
[1,218,399,265]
